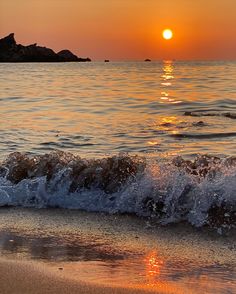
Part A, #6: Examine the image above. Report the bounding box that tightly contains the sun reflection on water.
[160,60,182,104]
[161,60,174,85]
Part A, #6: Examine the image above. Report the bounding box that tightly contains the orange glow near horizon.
[0,0,236,60]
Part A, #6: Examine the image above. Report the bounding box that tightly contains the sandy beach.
[0,258,161,294]
[1,1,236,293]
[0,208,234,294]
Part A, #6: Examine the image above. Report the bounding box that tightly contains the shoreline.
[0,258,159,294]
[0,208,235,293]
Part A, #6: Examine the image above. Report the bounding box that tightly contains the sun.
[162,29,173,40]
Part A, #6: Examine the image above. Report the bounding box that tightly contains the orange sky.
[0,0,236,60]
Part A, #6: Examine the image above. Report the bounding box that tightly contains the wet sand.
[0,208,235,294]
[0,258,159,294]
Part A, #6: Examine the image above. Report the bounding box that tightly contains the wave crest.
[0,151,235,232]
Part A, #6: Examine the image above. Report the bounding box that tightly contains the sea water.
[0,61,235,229]
[0,61,235,293]
[0,61,235,158]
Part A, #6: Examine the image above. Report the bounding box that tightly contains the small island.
[0,33,91,62]
[144,59,151,62]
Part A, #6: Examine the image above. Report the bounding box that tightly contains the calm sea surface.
[0,61,236,159]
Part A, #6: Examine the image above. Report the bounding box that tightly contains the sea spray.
[0,151,235,231]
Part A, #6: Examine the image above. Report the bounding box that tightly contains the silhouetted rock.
[0,33,16,48]
[0,33,91,62]
[58,50,78,61]
[78,57,91,62]
[0,33,17,61]
[104,60,110,62]
[145,59,151,62]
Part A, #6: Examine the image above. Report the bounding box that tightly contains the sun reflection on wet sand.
[0,226,234,294]
[138,251,195,293]
[145,251,163,286]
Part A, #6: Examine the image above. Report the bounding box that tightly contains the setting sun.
[162,29,173,40]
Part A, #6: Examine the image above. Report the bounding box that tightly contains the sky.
[0,0,236,60]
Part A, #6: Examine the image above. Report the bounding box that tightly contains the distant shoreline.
[0,33,91,63]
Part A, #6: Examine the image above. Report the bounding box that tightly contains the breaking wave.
[0,151,235,232]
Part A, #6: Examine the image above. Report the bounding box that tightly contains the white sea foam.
[0,151,235,231]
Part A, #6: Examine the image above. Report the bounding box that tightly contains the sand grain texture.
[0,259,162,294]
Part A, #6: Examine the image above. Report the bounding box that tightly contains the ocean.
[0,61,235,293]
[0,61,235,158]
[0,61,235,229]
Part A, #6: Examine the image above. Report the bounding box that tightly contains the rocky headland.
[0,33,91,62]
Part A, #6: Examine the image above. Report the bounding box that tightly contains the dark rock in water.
[145,59,151,62]
[0,33,16,49]
[104,60,110,62]
[192,121,206,127]
[57,50,91,62]
[17,44,59,62]
[57,50,79,62]
[184,111,236,120]
[0,33,91,62]
[184,111,193,116]
[78,57,91,62]
[224,112,236,119]
[0,33,18,62]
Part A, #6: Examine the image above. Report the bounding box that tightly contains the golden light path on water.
[0,61,235,158]
[148,60,183,149]
[160,60,181,104]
